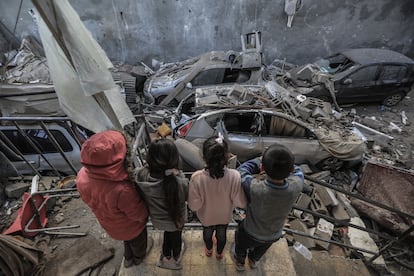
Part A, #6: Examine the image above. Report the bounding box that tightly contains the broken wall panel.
[357,161,414,217]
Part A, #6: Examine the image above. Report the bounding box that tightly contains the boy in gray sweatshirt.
[231,144,304,271]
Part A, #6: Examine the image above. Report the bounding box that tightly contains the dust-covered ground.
[343,89,414,170]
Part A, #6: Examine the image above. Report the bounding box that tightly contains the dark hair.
[262,144,294,180]
[146,139,183,227]
[202,136,229,179]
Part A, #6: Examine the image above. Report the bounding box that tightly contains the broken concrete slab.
[314,218,334,250]
[290,219,316,248]
[314,185,338,207]
[5,181,31,198]
[296,193,312,209]
[347,217,385,266]
[310,191,329,215]
[331,201,351,222]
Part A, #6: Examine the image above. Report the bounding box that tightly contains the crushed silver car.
[172,106,366,171]
[144,32,265,106]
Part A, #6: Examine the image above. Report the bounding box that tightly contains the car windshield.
[156,57,200,78]
[315,53,356,74]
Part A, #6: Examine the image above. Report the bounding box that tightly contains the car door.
[218,111,264,162]
[260,112,330,166]
[0,125,81,175]
[335,65,380,104]
[377,64,409,96]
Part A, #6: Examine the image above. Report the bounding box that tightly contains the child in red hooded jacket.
[77,130,150,268]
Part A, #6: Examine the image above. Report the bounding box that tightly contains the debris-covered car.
[0,122,85,175]
[144,32,265,106]
[275,48,414,107]
[173,107,366,170]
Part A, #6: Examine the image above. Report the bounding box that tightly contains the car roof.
[340,48,414,65]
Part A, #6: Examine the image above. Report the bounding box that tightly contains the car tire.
[316,157,344,171]
[382,92,405,107]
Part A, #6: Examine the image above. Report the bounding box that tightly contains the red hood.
[80,130,128,181]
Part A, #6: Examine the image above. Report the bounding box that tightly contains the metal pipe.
[0,130,41,176]
[0,116,71,121]
[44,231,87,236]
[40,121,78,174]
[283,228,378,255]
[304,175,414,220]
[367,224,414,264]
[12,121,61,177]
[33,187,78,194]
[293,205,396,241]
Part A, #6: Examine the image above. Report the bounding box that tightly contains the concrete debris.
[401,111,408,125]
[5,181,31,199]
[314,218,334,250]
[290,219,315,248]
[388,122,402,134]
[347,217,385,266]
[54,213,65,224]
[314,185,338,207]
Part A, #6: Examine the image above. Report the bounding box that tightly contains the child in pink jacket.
[188,135,246,259]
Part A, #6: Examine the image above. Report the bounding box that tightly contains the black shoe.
[124,258,134,268]
[230,243,245,271]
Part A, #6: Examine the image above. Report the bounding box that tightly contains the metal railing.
[0,116,81,177]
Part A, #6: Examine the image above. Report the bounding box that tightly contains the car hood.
[150,73,188,88]
[313,128,366,161]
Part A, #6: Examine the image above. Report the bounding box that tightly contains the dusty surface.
[343,90,414,170]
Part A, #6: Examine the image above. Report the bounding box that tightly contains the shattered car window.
[2,129,73,154]
[192,68,224,86]
[223,69,252,83]
[263,114,307,137]
[223,113,256,133]
[380,65,407,81]
[316,53,355,74]
[347,66,378,82]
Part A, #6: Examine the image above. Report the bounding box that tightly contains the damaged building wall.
[0,0,413,65]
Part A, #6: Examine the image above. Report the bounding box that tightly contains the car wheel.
[382,92,404,107]
[316,157,344,171]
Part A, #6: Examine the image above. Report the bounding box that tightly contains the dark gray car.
[277,48,414,106]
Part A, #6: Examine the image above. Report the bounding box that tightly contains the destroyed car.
[277,48,414,106]
[144,32,264,105]
[0,123,84,175]
[173,107,366,170]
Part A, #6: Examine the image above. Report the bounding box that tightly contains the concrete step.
[118,229,296,275]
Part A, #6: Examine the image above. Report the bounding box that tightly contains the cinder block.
[5,181,31,198]
[290,219,315,248]
[314,218,334,250]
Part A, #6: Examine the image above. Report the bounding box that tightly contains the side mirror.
[343,78,352,85]
[186,82,193,89]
